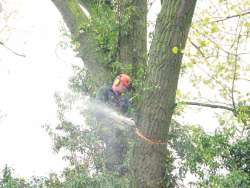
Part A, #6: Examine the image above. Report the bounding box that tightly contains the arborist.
[96,73,131,113]
[96,74,168,145]
[95,73,131,175]
[93,73,167,175]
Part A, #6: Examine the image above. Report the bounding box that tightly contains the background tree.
[172,0,250,186]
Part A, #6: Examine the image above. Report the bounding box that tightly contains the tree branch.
[182,101,234,112]
[193,27,242,57]
[0,41,26,57]
[188,38,205,57]
[230,18,242,112]
[186,39,230,91]
[51,0,110,86]
[212,10,250,23]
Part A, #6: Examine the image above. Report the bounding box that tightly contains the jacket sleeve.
[120,95,129,113]
[96,86,108,102]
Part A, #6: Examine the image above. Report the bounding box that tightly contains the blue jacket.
[96,86,129,113]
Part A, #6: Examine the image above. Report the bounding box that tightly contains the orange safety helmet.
[114,74,131,88]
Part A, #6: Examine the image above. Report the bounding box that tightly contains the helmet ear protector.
[114,75,121,86]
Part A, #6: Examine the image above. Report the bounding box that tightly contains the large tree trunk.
[131,1,197,187]
[51,0,110,86]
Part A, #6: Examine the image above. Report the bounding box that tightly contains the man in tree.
[96,73,131,113]
[95,73,131,175]
[51,0,197,186]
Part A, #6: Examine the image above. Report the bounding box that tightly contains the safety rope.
[134,128,168,145]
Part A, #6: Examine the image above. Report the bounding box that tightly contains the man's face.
[112,81,128,94]
[119,82,128,93]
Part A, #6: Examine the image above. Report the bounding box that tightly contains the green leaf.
[199,40,209,47]
[203,17,210,24]
[211,25,218,33]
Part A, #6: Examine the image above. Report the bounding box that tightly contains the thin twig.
[188,38,205,57]
[212,10,250,23]
[231,18,242,112]
[193,28,240,56]
[187,38,230,91]
[0,41,26,57]
[182,101,234,112]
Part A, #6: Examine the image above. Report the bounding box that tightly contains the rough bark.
[131,1,197,187]
[130,0,147,79]
[51,0,110,85]
[117,0,147,79]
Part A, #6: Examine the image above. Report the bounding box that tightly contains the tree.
[172,1,250,186]
[50,0,250,187]
[1,0,249,187]
[51,0,196,187]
